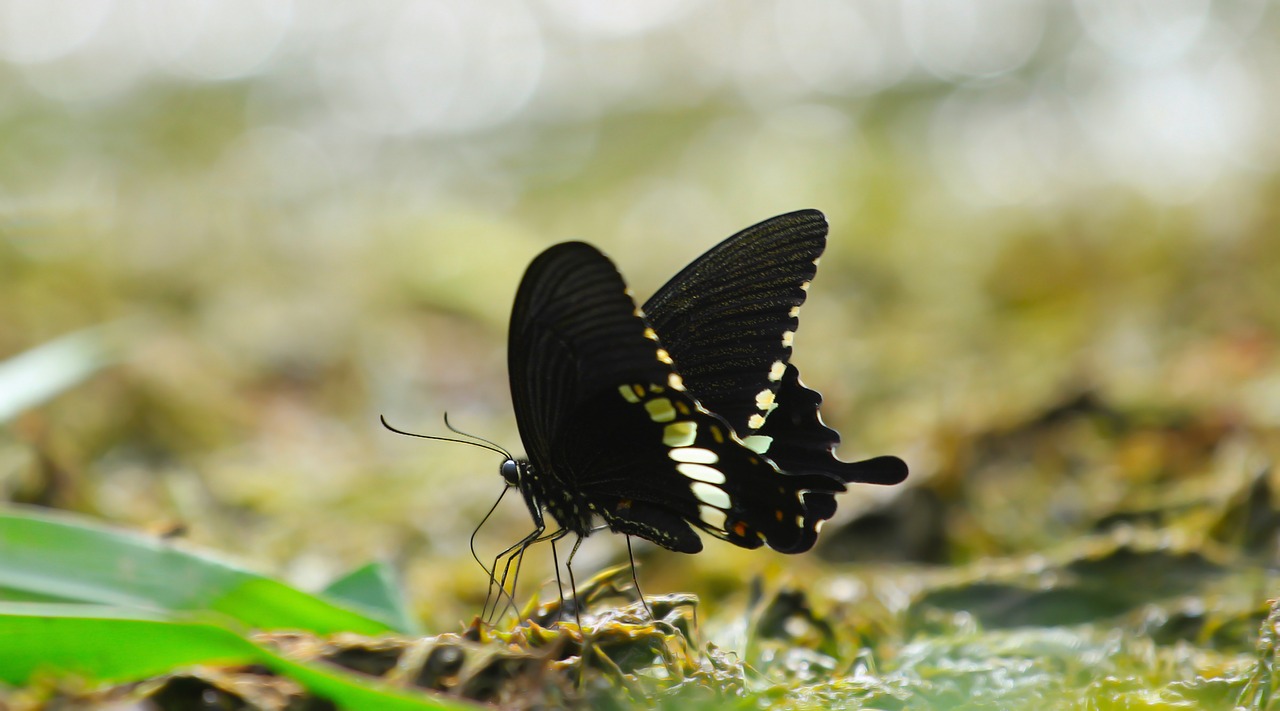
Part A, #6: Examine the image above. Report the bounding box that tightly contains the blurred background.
[2,1,1278,630]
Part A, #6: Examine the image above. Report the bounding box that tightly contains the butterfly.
[501,209,907,566]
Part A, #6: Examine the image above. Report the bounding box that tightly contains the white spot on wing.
[678,462,726,484]
[668,373,685,391]
[690,481,731,509]
[789,306,800,318]
[742,435,773,454]
[747,413,766,430]
[670,447,718,465]
[699,505,727,529]
[799,281,810,292]
[781,331,794,348]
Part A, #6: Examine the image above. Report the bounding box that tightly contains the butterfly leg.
[485,519,545,624]
[491,524,572,624]
[549,535,568,624]
[563,533,586,630]
[625,535,654,620]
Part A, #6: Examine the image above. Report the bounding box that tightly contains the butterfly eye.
[500,459,521,485]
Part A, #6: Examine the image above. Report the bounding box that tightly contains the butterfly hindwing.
[562,379,847,554]
[757,364,908,487]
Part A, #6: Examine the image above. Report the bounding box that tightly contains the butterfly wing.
[641,210,907,490]
[642,209,826,435]
[508,241,663,472]
[509,241,847,554]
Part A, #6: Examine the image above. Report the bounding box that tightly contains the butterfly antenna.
[443,413,512,459]
[379,414,511,459]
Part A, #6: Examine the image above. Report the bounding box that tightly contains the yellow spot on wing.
[662,421,697,447]
[618,385,641,403]
[768,360,786,382]
[668,373,685,390]
[644,397,676,422]
[748,413,766,430]
[755,388,776,412]
[656,348,673,364]
[643,327,658,341]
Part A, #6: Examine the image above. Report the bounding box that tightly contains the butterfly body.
[504,210,907,556]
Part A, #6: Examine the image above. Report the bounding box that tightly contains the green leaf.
[0,604,473,710]
[323,561,422,636]
[0,506,401,635]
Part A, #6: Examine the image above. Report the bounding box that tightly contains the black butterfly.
[501,209,907,565]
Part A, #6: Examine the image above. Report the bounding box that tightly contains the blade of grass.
[0,604,474,710]
[0,324,127,423]
[0,506,403,634]
[323,561,422,636]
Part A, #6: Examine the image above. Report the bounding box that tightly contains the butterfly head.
[500,458,525,486]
